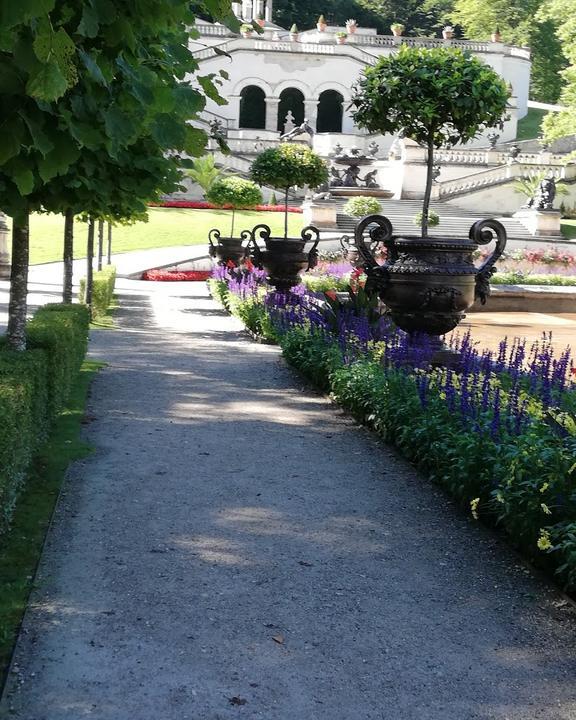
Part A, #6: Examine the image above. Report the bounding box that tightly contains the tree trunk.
[97,219,104,271]
[421,139,435,238]
[107,223,112,265]
[284,188,289,240]
[230,209,235,238]
[62,209,74,303]
[85,219,95,317]
[6,213,30,351]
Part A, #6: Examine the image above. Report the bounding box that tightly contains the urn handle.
[302,225,320,270]
[239,229,252,259]
[208,227,221,258]
[353,214,395,268]
[469,219,507,305]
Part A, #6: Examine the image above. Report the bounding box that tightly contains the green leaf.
[151,114,187,149]
[184,126,208,157]
[21,112,54,156]
[0,0,55,29]
[13,167,34,195]
[38,134,80,182]
[26,62,68,101]
[0,117,24,166]
[198,74,227,106]
[78,49,108,86]
[69,120,104,150]
[173,85,205,116]
[77,5,100,38]
[104,105,138,146]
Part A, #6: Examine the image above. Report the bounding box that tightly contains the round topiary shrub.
[250,144,328,238]
[343,196,382,217]
[206,176,262,237]
[414,210,439,227]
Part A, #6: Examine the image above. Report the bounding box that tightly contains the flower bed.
[208,262,576,593]
[148,200,303,213]
[142,269,212,281]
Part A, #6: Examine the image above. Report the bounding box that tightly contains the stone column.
[265,98,280,132]
[264,0,273,22]
[0,211,10,279]
[304,99,319,132]
[229,95,241,129]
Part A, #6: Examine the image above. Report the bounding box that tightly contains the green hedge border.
[79,266,116,319]
[0,304,90,535]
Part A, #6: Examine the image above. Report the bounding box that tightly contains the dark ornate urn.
[249,224,320,290]
[208,228,252,266]
[354,214,507,337]
[340,232,384,268]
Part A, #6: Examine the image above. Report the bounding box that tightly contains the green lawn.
[562,219,576,239]
[5,208,303,265]
[516,108,547,141]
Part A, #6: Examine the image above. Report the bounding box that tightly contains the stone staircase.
[332,198,566,242]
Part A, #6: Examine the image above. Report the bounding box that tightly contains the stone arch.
[239,85,266,129]
[277,87,305,132]
[317,89,344,133]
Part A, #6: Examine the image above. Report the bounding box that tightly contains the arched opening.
[277,88,305,132]
[239,85,266,129]
[317,90,344,133]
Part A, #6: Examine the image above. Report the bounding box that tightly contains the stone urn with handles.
[208,228,252,266]
[353,214,507,338]
[248,224,320,290]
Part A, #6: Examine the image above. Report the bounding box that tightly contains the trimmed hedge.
[0,304,90,534]
[79,266,116,319]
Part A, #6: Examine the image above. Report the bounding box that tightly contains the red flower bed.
[148,200,302,213]
[142,269,212,281]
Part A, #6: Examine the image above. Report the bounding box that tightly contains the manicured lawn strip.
[0,360,103,686]
[516,108,547,140]
[4,208,303,265]
[562,220,576,240]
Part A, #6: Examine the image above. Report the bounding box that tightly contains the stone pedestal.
[513,208,562,237]
[302,200,338,228]
[0,212,10,279]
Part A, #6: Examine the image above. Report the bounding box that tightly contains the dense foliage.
[207,177,262,236]
[209,262,576,591]
[0,303,89,534]
[351,46,508,234]
[343,196,382,217]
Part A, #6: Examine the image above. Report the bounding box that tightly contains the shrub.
[206,177,262,237]
[250,144,328,238]
[79,266,116,319]
[343,196,381,217]
[0,304,90,534]
[414,210,439,227]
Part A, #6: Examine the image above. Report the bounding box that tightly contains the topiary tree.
[206,176,262,237]
[250,144,328,239]
[351,46,509,236]
[343,196,382,217]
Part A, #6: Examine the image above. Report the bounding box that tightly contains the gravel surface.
[2,279,576,720]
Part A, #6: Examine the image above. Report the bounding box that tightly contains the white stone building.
[190,6,531,155]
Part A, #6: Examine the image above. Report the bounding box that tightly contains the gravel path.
[2,280,576,720]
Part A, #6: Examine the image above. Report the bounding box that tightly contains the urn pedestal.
[249,224,320,290]
[353,214,507,348]
[208,228,251,266]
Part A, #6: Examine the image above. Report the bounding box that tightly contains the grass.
[561,220,576,240]
[0,360,103,687]
[5,208,303,265]
[516,108,547,141]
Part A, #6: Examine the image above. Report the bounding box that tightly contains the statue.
[526,175,557,211]
[328,166,344,187]
[432,165,441,183]
[507,144,521,162]
[283,110,295,136]
[486,131,499,149]
[367,141,379,157]
[329,142,344,158]
[360,169,379,188]
[280,117,315,142]
[341,165,361,187]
